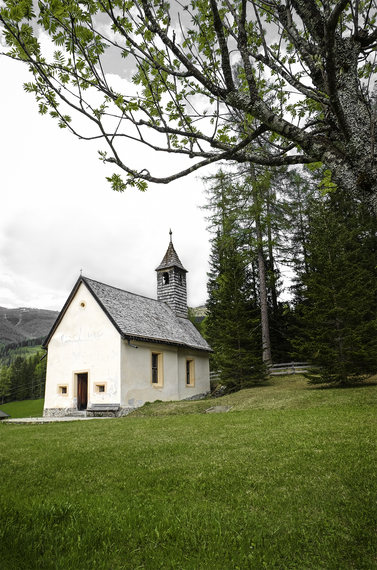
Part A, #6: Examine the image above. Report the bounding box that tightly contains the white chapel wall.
[177,348,210,400]
[120,340,180,409]
[120,340,210,411]
[44,282,121,414]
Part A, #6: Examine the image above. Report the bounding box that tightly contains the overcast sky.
[0,55,214,311]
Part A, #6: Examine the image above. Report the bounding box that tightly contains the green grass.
[0,376,376,569]
[0,398,44,418]
[130,373,377,416]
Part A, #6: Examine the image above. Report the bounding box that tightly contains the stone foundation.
[183,389,210,401]
[43,407,76,417]
[43,406,139,418]
[44,395,209,418]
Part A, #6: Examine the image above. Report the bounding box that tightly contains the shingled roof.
[155,236,187,272]
[43,276,211,352]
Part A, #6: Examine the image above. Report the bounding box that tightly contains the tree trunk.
[250,166,272,364]
[266,186,279,317]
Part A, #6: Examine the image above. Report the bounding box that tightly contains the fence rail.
[210,371,221,382]
[210,362,314,380]
[268,362,314,375]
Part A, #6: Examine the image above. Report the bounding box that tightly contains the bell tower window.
[163,272,169,285]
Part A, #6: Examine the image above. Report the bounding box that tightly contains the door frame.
[76,372,89,410]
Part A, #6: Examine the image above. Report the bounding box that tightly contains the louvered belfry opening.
[156,232,188,318]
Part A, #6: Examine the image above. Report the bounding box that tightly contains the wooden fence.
[210,371,221,382]
[210,362,313,381]
[268,362,314,375]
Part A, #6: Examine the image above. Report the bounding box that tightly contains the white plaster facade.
[44,282,121,414]
[120,341,210,410]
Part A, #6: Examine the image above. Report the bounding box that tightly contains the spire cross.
[169,229,172,243]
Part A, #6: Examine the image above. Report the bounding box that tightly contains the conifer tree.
[0,367,11,405]
[205,224,265,391]
[203,164,295,365]
[293,191,377,384]
[33,353,47,400]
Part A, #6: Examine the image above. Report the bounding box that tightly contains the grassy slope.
[0,376,376,570]
[130,373,377,416]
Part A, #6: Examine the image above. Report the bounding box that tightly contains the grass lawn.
[0,375,376,569]
[0,398,44,418]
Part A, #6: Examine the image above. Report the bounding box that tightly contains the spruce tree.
[293,191,377,384]
[204,225,266,391]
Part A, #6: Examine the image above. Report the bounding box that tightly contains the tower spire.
[156,234,188,317]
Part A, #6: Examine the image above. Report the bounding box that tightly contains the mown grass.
[0,376,376,569]
[0,398,44,418]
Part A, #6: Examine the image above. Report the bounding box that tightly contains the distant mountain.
[0,307,59,346]
[189,305,208,323]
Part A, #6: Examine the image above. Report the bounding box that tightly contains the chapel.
[42,234,211,417]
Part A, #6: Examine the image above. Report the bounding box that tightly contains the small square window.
[58,385,69,396]
[98,385,105,393]
[94,383,107,394]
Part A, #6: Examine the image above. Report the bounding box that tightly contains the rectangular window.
[151,352,163,386]
[94,382,107,394]
[58,385,69,396]
[186,359,195,386]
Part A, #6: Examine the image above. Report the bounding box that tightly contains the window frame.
[94,382,107,394]
[58,384,69,397]
[185,358,195,387]
[151,351,164,387]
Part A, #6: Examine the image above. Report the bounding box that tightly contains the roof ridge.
[43,274,212,352]
[82,276,163,304]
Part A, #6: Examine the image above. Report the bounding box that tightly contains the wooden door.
[77,373,88,410]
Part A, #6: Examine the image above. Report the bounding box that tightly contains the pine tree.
[293,191,377,384]
[204,226,266,391]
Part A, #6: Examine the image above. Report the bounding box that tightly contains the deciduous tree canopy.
[1,1,377,211]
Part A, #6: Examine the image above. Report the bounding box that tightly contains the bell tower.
[156,231,188,318]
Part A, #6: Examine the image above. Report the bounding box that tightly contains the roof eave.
[124,334,213,352]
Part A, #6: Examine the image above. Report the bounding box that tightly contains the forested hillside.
[0,307,59,346]
[0,350,46,405]
[0,307,58,403]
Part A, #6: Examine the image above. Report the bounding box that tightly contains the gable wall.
[44,282,121,414]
